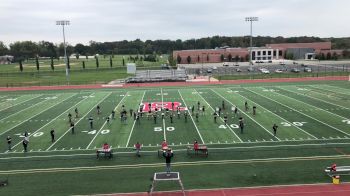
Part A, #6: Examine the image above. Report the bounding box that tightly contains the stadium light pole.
[56,20,70,84]
[245,17,258,65]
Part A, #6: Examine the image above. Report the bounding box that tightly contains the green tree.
[50,57,54,71]
[75,54,79,59]
[0,41,9,56]
[109,56,113,67]
[19,60,23,72]
[86,55,88,59]
[197,55,200,62]
[187,56,191,64]
[326,52,332,60]
[35,56,39,71]
[235,55,239,62]
[95,56,99,68]
[220,54,224,62]
[228,54,232,62]
[333,52,338,60]
[67,57,70,69]
[168,54,176,67]
[122,58,125,66]
[82,61,85,69]
[177,55,182,64]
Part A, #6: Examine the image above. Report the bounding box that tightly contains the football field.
[0,81,350,195]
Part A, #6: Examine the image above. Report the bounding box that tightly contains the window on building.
[268,57,272,60]
[279,50,282,56]
[257,51,261,56]
[268,51,271,55]
[262,57,266,60]
[263,51,266,55]
[273,50,276,56]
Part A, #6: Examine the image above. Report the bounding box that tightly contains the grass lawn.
[0,81,349,195]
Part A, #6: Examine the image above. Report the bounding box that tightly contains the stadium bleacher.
[125,69,187,83]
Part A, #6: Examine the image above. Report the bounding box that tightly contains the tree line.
[1,36,350,61]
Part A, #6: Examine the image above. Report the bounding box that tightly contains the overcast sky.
[0,0,349,46]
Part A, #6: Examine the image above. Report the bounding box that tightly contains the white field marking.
[322,85,350,96]
[307,85,350,98]
[273,87,349,120]
[0,94,57,121]
[4,142,350,160]
[86,92,128,149]
[282,86,350,111]
[229,88,317,139]
[0,93,74,137]
[193,89,243,142]
[178,90,205,144]
[2,154,350,175]
[161,88,166,141]
[246,87,350,137]
[46,92,112,151]
[2,137,350,155]
[0,95,42,112]
[10,93,91,151]
[125,91,146,147]
[212,89,281,141]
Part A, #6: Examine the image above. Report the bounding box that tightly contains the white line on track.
[229,88,317,139]
[125,91,146,147]
[193,88,243,143]
[212,89,281,141]
[246,87,350,137]
[0,94,71,137]
[46,92,112,151]
[178,89,205,144]
[8,93,84,152]
[86,92,128,149]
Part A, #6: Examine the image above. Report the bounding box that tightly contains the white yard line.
[312,85,350,96]
[86,92,128,149]
[280,86,350,110]
[8,93,82,151]
[0,94,71,137]
[246,87,350,137]
[273,87,349,120]
[193,89,243,143]
[212,89,281,141]
[125,91,146,147]
[0,94,42,112]
[3,142,350,160]
[1,154,350,175]
[161,88,166,141]
[229,88,318,139]
[0,95,53,122]
[46,92,112,151]
[178,89,205,144]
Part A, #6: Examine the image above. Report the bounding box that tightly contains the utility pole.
[56,20,70,84]
[245,17,258,65]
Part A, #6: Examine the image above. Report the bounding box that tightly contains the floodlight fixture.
[56,20,70,83]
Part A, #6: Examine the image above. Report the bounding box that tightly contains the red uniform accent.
[103,143,109,150]
[194,142,199,150]
[135,143,141,149]
[161,141,168,150]
[331,163,337,171]
[142,102,186,112]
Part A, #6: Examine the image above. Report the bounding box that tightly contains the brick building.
[173,42,342,64]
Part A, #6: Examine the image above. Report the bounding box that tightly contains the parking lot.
[181,60,350,76]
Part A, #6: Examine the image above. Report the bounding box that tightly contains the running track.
[96,183,350,196]
[0,76,347,92]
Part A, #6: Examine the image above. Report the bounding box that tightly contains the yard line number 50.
[154,127,175,132]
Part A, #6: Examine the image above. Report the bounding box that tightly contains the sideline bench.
[96,148,113,159]
[187,146,208,157]
[325,166,350,177]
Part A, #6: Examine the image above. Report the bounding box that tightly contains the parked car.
[234,63,239,66]
[268,60,272,63]
[223,62,229,67]
[236,68,242,72]
[260,68,270,74]
[207,68,213,73]
[247,67,254,72]
[293,61,298,65]
[279,62,286,65]
[291,68,300,73]
[274,69,283,73]
[300,63,307,67]
[212,66,217,70]
[304,67,312,72]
